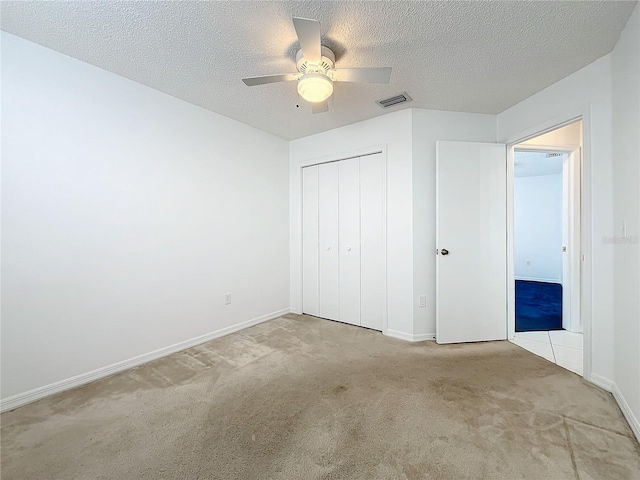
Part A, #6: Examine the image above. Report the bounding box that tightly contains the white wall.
[514,173,563,282]
[521,121,582,148]
[411,109,496,336]
[611,4,640,436]
[289,109,415,336]
[497,54,615,383]
[1,33,290,401]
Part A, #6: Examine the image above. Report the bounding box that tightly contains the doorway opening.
[514,149,565,332]
[509,120,584,376]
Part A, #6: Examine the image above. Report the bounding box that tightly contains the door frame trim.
[291,145,388,335]
[502,108,591,381]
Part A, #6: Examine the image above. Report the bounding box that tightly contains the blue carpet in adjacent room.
[515,280,562,331]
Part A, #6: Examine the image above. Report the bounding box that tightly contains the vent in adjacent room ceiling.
[376,92,412,109]
[546,152,563,158]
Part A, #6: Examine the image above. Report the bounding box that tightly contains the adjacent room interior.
[1,2,639,479]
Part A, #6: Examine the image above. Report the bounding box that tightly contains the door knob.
[440,249,449,255]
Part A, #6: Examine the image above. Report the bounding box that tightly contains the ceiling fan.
[242,17,392,114]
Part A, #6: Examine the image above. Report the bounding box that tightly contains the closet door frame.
[293,144,388,335]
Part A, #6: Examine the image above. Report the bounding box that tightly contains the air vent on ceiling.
[376,92,412,109]
[546,153,563,158]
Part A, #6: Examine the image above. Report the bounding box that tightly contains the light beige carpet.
[1,314,639,479]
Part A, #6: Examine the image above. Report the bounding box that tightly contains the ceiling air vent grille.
[377,92,412,109]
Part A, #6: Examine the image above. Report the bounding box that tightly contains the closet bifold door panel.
[302,153,384,331]
[302,165,320,317]
[318,162,340,321]
[338,158,361,326]
[360,153,385,331]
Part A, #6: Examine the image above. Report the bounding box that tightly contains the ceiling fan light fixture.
[241,17,391,114]
[297,73,333,103]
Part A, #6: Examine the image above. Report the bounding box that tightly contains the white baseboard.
[612,383,640,442]
[589,373,614,392]
[515,276,561,284]
[413,332,437,342]
[0,308,290,413]
[385,329,435,342]
[587,374,639,442]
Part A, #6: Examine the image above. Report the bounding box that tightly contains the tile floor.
[511,330,583,376]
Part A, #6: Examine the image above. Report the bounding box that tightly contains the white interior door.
[319,162,340,321]
[338,158,361,326]
[360,153,385,331]
[436,141,507,344]
[302,165,320,316]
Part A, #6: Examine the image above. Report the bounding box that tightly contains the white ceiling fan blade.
[332,67,392,84]
[292,17,321,64]
[242,73,298,86]
[311,100,329,114]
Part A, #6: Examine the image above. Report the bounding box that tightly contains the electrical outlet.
[224,293,231,305]
[526,260,531,267]
[419,295,427,308]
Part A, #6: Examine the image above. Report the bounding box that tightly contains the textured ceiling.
[1,1,637,140]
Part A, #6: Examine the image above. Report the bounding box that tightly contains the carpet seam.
[563,418,581,480]
[561,414,635,440]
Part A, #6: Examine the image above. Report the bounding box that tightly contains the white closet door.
[318,162,340,321]
[338,158,361,326]
[360,153,385,331]
[302,165,319,316]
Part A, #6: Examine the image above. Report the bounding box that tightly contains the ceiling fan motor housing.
[296,46,335,74]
